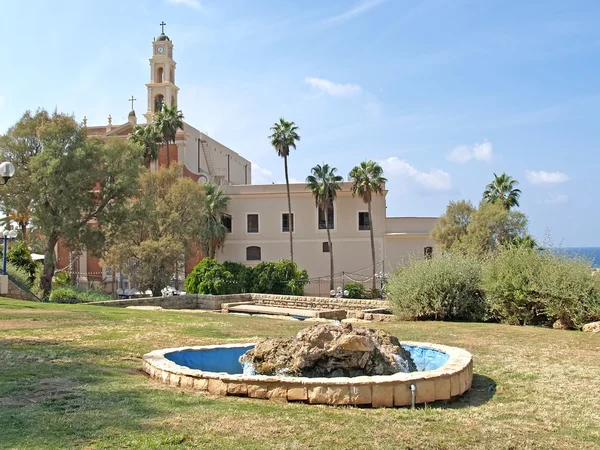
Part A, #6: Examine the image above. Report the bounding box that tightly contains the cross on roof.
[129,96,136,111]
[160,21,166,34]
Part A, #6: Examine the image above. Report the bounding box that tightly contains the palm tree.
[306,164,343,291]
[269,118,300,262]
[154,104,184,168]
[483,173,521,210]
[349,160,387,291]
[199,182,231,259]
[129,124,163,167]
[0,208,32,243]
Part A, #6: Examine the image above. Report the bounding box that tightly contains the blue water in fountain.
[165,344,449,376]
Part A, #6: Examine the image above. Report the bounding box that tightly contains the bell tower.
[144,22,179,123]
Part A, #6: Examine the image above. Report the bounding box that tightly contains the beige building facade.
[219,182,437,296]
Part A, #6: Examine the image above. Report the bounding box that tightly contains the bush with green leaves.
[248,259,309,296]
[49,285,112,303]
[344,282,365,299]
[387,253,486,322]
[184,258,236,295]
[222,261,250,294]
[6,241,38,282]
[483,246,600,328]
[6,262,34,289]
[53,271,72,288]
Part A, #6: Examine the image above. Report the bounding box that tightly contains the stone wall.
[88,294,251,310]
[249,294,389,311]
[88,292,389,313]
[0,275,39,302]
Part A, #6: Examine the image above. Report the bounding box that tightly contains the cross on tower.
[160,21,166,34]
[129,96,136,111]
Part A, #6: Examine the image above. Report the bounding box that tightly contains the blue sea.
[554,247,600,268]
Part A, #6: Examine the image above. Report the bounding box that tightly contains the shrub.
[483,246,600,328]
[248,259,309,296]
[345,282,365,299]
[6,262,34,289]
[185,258,310,296]
[49,285,112,303]
[387,253,486,322]
[6,241,38,282]
[222,261,250,294]
[53,271,72,288]
[185,258,235,295]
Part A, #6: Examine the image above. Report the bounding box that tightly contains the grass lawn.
[0,298,599,449]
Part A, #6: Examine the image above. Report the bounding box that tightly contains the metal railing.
[5,272,43,302]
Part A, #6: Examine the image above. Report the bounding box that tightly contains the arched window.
[154,94,164,112]
[246,246,261,261]
[157,67,164,83]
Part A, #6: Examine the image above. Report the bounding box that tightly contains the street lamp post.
[0,162,16,185]
[2,229,19,275]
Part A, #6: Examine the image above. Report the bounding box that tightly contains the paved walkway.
[227,304,320,318]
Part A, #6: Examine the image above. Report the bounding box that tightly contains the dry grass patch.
[0,298,598,449]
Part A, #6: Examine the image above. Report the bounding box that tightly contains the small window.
[318,201,334,230]
[322,242,331,253]
[246,246,261,261]
[424,247,433,259]
[282,213,294,232]
[221,214,232,233]
[247,214,259,233]
[359,212,370,231]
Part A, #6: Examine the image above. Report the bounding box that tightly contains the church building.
[57,25,437,296]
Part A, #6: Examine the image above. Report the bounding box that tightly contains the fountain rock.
[239,322,416,377]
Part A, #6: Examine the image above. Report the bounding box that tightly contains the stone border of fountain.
[143,342,472,407]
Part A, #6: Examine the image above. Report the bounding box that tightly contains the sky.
[2,0,599,246]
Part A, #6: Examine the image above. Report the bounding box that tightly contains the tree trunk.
[325,207,334,291]
[166,141,170,168]
[40,234,59,299]
[19,221,27,243]
[284,155,294,263]
[368,200,377,291]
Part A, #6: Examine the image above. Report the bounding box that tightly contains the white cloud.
[305,77,362,97]
[323,0,389,25]
[526,170,570,185]
[545,192,569,204]
[379,157,452,191]
[167,0,201,10]
[250,161,272,184]
[447,140,494,164]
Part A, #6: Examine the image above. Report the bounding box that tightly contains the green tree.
[154,104,184,168]
[349,160,387,290]
[306,163,343,291]
[9,111,144,297]
[104,165,205,296]
[129,124,163,167]
[458,202,528,256]
[0,109,50,242]
[269,118,300,263]
[199,182,231,259]
[431,200,475,251]
[483,172,522,210]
